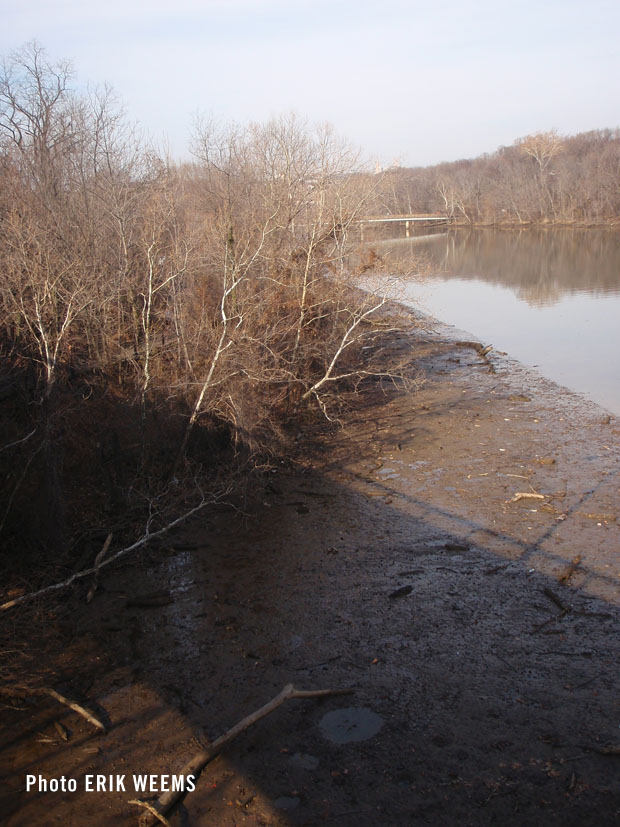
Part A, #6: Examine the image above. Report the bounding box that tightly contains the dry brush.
[0,46,416,590]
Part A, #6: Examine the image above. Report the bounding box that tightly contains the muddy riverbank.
[2,315,620,826]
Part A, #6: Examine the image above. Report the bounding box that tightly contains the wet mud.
[2,323,620,826]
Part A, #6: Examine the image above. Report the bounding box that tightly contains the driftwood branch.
[0,489,230,612]
[137,683,354,826]
[0,685,106,732]
[508,492,545,503]
[130,800,172,826]
[42,688,106,733]
[455,340,495,372]
[543,587,571,614]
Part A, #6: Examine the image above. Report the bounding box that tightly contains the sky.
[2,0,620,168]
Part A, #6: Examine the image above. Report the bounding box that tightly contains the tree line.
[0,44,400,570]
[381,128,620,224]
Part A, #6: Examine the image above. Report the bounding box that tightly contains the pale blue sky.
[3,0,619,166]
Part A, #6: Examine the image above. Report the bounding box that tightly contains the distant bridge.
[359,213,452,240]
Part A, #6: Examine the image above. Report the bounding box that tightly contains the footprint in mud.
[319,707,384,744]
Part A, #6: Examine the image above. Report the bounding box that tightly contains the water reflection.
[380,228,620,307]
[372,228,620,414]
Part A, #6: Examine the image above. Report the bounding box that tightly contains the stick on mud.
[136,683,354,826]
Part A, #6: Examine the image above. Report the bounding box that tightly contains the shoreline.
[321,298,620,603]
[437,220,620,230]
[407,301,620,417]
[370,239,620,418]
[2,317,619,825]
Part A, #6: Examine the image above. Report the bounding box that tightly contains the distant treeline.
[0,44,401,568]
[382,129,620,225]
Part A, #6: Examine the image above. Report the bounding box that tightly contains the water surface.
[380,229,620,414]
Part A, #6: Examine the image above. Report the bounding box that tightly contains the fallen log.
[455,341,495,372]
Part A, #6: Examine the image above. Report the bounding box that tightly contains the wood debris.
[543,587,571,613]
[136,683,354,826]
[41,688,106,733]
[508,492,545,503]
[558,556,582,584]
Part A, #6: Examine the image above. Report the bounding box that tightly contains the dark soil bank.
[2,328,620,826]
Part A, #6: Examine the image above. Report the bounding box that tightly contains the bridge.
[359,213,452,240]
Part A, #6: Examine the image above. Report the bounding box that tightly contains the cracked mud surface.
[2,325,620,826]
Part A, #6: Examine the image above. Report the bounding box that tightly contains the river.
[377,228,620,415]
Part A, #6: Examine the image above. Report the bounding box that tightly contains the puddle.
[319,707,384,744]
[290,752,319,770]
[377,467,400,479]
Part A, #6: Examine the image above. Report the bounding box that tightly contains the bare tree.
[517,130,564,220]
[0,44,411,576]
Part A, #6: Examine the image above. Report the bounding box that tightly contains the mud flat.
[2,314,620,826]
